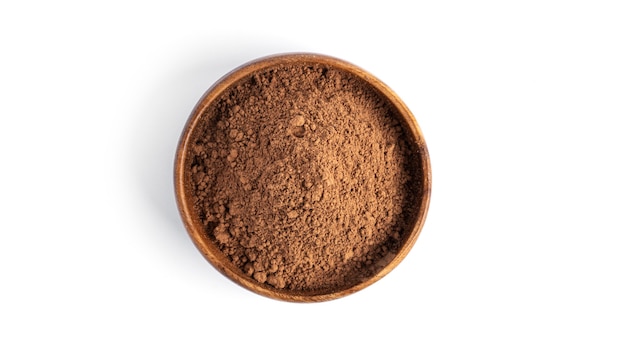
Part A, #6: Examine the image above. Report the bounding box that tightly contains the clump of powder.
[187,62,422,293]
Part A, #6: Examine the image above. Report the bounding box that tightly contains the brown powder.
[187,62,422,293]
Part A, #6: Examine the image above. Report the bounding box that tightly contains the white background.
[1,1,625,350]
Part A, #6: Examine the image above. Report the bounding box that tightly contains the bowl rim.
[174,52,432,302]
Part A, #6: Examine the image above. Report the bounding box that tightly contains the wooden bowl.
[175,53,431,302]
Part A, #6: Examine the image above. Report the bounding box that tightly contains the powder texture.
[187,62,421,293]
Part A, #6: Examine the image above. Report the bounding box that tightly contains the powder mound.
[188,62,421,293]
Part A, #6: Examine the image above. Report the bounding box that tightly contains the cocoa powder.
[186,61,422,293]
